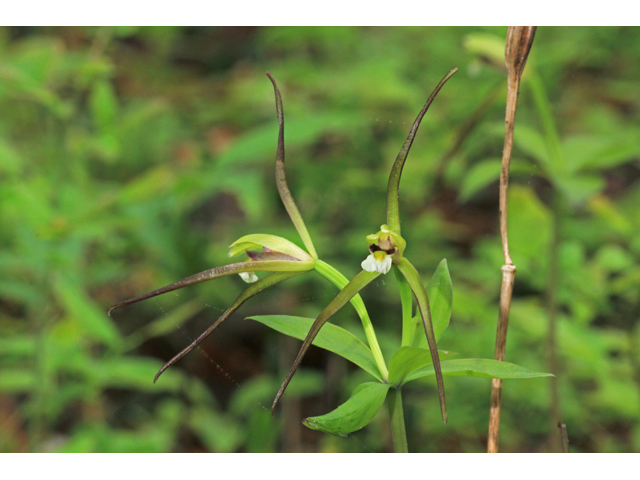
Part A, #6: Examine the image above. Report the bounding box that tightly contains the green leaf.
[463,33,506,67]
[405,358,554,383]
[249,315,382,382]
[97,357,182,391]
[459,158,539,202]
[116,165,175,204]
[0,369,35,393]
[124,298,204,351]
[303,382,391,437]
[0,336,36,357]
[0,138,23,175]
[512,124,555,173]
[388,347,458,386]
[459,159,502,203]
[427,259,453,343]
[217,112,365,169]
[561,134,640,173]
[554,174,605,205]
[54,275,122,348]
[508,185,552,263]
[188,407,242,453]
[90,79,119,131]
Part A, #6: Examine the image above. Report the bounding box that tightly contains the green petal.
[228,233,312,261]
[153,271,303,382]
[108,259,312,315]
[396,258,447,424]
[271,269,381,413]
[386,68,458,234]
[266,73,318,260]
[303,382,391,437]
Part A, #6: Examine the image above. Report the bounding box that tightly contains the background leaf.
[405,358,554,383]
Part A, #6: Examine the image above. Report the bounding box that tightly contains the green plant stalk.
[387,387,408,453]
[394,267,415,347]
[314,259,388,380]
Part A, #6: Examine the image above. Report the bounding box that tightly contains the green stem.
[313,259,388,381]
[387,387,408,453]
[394,267,415,347]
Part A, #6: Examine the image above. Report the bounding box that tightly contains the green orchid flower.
[108,73,387,391]
[271,68,458,424]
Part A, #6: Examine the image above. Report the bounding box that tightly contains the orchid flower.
[109,73,387,391]
[271,68,458,424]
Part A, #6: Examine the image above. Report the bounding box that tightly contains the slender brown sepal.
[108,259,310,316]
[271,269,381,414]
[386,67,458,234]
[265,72,318,260]
[396,258,447,424]
[153,271,303,382]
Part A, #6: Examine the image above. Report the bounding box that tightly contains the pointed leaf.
[412,258,452,344]
[405,358,554,383]
[388,346,457,386]
[249,315,382,382]
[55,275,122,348]
[303,382,391,437]
[427,258,453,344]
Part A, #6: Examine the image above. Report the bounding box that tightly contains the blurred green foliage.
[1,26,639,452]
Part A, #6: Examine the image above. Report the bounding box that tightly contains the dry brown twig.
[487,26,537,454]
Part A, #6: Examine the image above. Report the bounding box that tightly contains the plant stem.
[387,387,408,453]
[487,26,536,454]
[558,422,570,453]
[313,259,388,381]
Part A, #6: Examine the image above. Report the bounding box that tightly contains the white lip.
[361,254,392,275]
[239,271,259,283]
